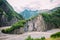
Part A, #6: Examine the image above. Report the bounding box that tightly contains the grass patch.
[25,36,60,40]
[1,20,26,34]
[25,36,45,40]
[50,32,60,38]
[46,38,60,40]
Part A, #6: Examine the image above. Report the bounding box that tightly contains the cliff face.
[8,15,46,34]
[24,15,46,32]
[3,14,57,34]
[24,14,56,32]
[24,7,60,32]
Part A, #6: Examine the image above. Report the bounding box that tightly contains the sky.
[6,0,60,12]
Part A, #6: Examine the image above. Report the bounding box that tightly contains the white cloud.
[7,0,60,12]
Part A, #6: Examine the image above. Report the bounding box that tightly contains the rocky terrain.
[0,26,60,40]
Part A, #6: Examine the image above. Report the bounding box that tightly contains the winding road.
[0,26,60,40]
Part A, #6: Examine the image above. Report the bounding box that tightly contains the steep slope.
[24,7,60,32]
[42,7,60,29]
[0,0,24,27]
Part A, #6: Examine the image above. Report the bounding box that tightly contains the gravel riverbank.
[0,27,60,40]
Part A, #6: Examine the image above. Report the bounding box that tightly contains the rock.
[13,27,24,34]
[25,15,46,32]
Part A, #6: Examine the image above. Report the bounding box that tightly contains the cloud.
[7,0,60,12]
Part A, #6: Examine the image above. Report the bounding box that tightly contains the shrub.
[1,28,12,33]
[25,36,33,40]
[19,20,26,24]
[1,20,26,34]
[40,37,45,40]
[25,36,45,40]
[50,32,60,38]
[1,29,5,33]
[11,20,26,29]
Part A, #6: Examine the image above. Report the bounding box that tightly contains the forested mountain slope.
[0,0,24,27]
[42,7,60,29]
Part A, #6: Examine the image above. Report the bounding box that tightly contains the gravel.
[0,27,60,40]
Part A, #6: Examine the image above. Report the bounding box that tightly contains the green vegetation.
[0,0,24,26]
[41,7,60,28]
[26,14,39,21]
[0,0,24,21]
[46,38,60,40]
[50,32,60,38]
[0,0,25,33]
[12,20,26,29]
[0,8,3,27]
[2,28,12,33]
[1,20,26,33]
[25,36,45,40]
[25,33,60,40]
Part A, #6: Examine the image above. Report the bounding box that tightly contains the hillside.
[0,0,24,27]
[42,7,60,29]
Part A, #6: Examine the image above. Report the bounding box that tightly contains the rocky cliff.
[24,15,46,32]
[24,14,57,32]
[25,7,60,32]
[12,7,60,34]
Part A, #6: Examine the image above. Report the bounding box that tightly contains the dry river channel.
[0,26,60,40]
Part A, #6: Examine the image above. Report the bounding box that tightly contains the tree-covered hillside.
[0,0,24,27]
[42,7,60,28]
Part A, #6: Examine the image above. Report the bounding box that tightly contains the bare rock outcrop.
[24,15,46,32]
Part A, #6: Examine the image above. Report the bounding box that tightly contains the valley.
[0,0,60,40]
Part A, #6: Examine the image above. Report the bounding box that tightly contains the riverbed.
[0,27,60,40]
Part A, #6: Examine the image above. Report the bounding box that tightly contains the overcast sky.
[7,0,60,12]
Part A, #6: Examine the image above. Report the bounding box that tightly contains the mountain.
[0,0,24,27]
[50,7,60,12]
[20,9,40,19]
[0,0,24,20]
